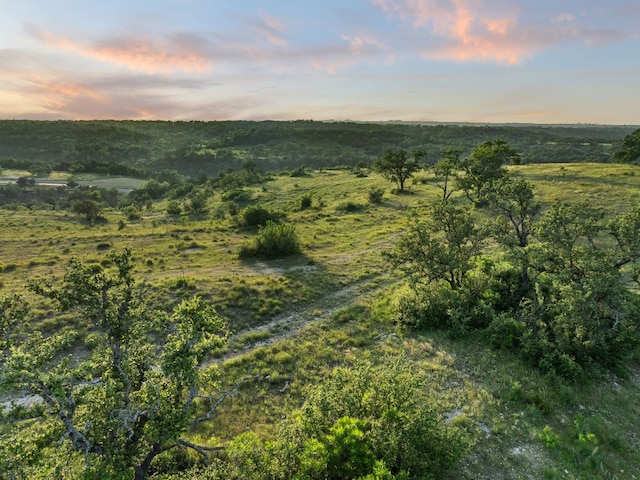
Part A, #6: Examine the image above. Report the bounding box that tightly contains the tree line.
[0,120,637,178]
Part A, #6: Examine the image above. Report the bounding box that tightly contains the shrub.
[185,191,209,215]
[305,417,376,479]
[166,200,182,215]
[239,204,281,227]
[122,205,141,221]
[448,291,496,332]
[538,425,560,450]
[220,188,246,202]
[368,187,384,204]
[336,201,364,213]
[273,359,468,478]
[394,284,456,330]
[1,263,17,272]
[412,174,430,185]
[86,263,103,273]
[299,194,312,210]
[239,221,301,259]
[289,166,308,177]
[172,277,197,290]
[226,432,272,480]
[487,314,526,350]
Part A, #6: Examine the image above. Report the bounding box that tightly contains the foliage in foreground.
[215,358,469,480]
[2,273,468,479]
[1,250,236,480]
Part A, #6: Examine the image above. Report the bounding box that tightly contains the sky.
[0,0,638,124]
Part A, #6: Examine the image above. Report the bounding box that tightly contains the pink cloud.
[371,0,633,64]
[26,25,213,74]
[372,0,532,64]
[342,34,385,55]
[255,14,288,46]
[27,78,109,114]
[311,34,387,73]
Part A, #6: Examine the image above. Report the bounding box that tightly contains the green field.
[1,159,640,479]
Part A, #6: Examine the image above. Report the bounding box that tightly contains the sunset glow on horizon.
[1,0,638,124]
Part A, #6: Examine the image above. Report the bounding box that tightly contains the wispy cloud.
[308,33,391,74]
[29,79,108,111]
[0,53,292,120]
[25,25,214,73]
[253,14,288,46]
[371,0,634,64]
[342,34,385,55]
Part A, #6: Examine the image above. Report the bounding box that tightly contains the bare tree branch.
[191,374,260,425]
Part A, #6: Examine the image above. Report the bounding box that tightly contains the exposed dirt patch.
[217,277,379,362]
[0,393,43,414]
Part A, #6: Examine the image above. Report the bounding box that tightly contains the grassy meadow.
[2,162,640,479]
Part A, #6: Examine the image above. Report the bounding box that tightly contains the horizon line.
[0,118,638,128]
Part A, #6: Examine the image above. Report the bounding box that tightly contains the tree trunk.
[134,465,147,480]
[133,443,163,480]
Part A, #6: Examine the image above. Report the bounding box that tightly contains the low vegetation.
[238,221,301,259]
[1,126,640,479]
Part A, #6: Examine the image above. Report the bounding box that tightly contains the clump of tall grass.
[239,221,301,259]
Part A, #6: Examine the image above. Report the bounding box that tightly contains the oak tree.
[1,250,249,480]
[373,148,424,192]
[457,140,520,206]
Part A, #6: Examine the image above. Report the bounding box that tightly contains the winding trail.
[1,267,390,413]
[216,274,386,362]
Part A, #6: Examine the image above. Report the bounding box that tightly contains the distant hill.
[0,120,636,177]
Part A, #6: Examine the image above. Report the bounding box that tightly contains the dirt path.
[1,270,389,413]
[215,274,386,362]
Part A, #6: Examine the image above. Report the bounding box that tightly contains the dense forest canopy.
[0,120,636,177]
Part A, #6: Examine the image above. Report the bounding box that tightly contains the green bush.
[368,187,384,204]
[289,166,309,177]
[226,432,272,480]
[275,359,468,479]
[171,277,197,290]
[239,204,281,227]
[1,262,18,273]
[299,194,312,210]
[122,205,141,221]
[394,284,457,330]
[166,200,182,215]
[239,221,301,259]
[336,201,364,213]
[185,191,209,215]
[221,188,251,203]
[487,314,526,350]
[448,291,496,332]
[219,359,466,479]
[277,418,378,480]
[412,174,430,185]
